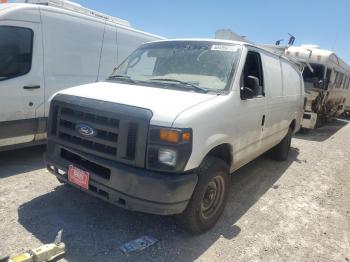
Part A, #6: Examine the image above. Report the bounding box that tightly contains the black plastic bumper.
[45,142,198,215]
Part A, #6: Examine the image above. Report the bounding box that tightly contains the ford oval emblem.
[76,123,97,137]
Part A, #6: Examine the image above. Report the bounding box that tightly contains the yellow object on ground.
[2,230,65,262]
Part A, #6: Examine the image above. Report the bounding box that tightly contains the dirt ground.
[0,119,349,262]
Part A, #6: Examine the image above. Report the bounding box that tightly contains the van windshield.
[110,41,240,92]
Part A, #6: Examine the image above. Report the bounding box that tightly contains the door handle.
[23,85,40,90]
[261,114,265,126]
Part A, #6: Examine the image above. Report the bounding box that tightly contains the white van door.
[0,22,44,147]
[234,49,267,167]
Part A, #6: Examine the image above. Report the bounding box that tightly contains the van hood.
[57,81,218,126]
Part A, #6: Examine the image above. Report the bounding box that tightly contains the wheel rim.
[200,175,225,220]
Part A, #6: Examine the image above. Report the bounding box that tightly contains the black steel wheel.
[177,156,230,234]
[200,176,225,220]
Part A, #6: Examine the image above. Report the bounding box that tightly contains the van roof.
[147,38,247,45]
[0,2,164,40]
[13,0,131,27]
[150,38,244,45]
[146,38,291,57]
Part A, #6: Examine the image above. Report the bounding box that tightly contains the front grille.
[58,107,119,160]
[49,95,152,167]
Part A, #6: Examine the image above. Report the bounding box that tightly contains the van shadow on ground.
[0,146,45,178]
[295,118,349,142]
[17,148,300,262]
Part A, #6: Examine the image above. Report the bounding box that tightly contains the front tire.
[177,156,230,234]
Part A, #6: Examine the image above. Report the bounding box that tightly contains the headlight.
[147,126,192,172]
[158,148,177,167]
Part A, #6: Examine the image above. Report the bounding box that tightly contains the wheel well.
[290,119,296,131]
[206,144,232,167]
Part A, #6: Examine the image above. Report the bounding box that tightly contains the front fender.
[185,133,233,171]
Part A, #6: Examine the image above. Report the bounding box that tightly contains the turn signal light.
[159,129,192,143]
[160,129,180,143]
[182,132,191,142]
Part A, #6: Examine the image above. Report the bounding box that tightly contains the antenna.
[305,49,314,73]
[275,39,283,46]
[19,0,131,27]
[288,33,296,46]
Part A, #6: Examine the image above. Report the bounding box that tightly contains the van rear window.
[0,26,33,81]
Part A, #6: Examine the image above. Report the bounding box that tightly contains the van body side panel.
[175,47,303,172]
[281,60,304,131]
[260,52,287,150]
[41,9,105,117]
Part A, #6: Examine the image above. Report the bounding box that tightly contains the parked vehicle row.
[2,1,344,234]
[0,0,163,151]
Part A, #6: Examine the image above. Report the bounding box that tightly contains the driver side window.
[0,26,33,81]
[240,51,264,99]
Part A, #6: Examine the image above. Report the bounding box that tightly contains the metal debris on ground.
[120,235,159,255]
[1,230,65,262]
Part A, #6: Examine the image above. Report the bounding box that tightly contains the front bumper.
[45,142,198,215]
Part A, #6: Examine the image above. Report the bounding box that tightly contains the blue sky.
[74,0,350,63]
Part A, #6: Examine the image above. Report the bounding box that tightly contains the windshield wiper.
[108,75,138,83]
[149,78,208,93]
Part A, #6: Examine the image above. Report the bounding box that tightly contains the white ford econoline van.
[0,0,163,150]
[46,39,304,233]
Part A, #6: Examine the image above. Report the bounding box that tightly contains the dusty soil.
[0,119,349,262]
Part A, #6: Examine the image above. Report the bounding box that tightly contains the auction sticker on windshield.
[68,165,90,190]
[211,45,238,52]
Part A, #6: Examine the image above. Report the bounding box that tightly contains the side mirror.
[240,86,254,100]
[241,76,260,99]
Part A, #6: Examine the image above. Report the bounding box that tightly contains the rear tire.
[177,156,230,234]
[271,128,292,161]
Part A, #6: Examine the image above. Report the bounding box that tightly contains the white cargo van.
[46,39,304,233]
[0,0,163,150]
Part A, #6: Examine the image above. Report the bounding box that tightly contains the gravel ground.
[0,119,349,262]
